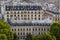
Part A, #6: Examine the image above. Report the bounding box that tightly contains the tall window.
[27,28,28,31]
[7,15,9,17]
[18,32,19,35]
[23,28,25,31]
[10,15,13,17]
[14,12,16,14]
[21,28,22,31]
[14,29,16,31]
[39,28,40,31]
[18,28,19,31]
[35,28,37,31]
[7,12,9,14]
[29,28,31,31]
[23,32,25,35]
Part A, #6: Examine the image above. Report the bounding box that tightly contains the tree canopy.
[32,32,56,40]
[0,34,7,40]
[0,20,14,40]
[50,22,60,40]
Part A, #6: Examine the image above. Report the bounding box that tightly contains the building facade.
[11,25,50,40]
[4,3,60,40]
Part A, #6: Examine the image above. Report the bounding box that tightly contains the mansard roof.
[7,19,51,26]
[5,4,42,11]
[8,22,51,26]
[46,10,60,15]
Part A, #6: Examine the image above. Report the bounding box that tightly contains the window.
[23,32,25,35]
[35,12,36,13]
[7,15,9,17]
[21,15,23,17]
[24,15,27,17]
[27,28,28,31]
[18,32,19,35]
[29,28,31,31]
[21,32,22,35]
[31,12,33,13]
[39,12,40,14]
[18,15,19,17]
[24,18,27,20]
[39,28,40,31]
[35,15,36,17]
[14,29,16,31]
[18,28,19,31]
[21,12,23,13]
[12,29,13,31]
[18,11,19,13]
[10,15,13,17]
[14,12,16,14]
[38,15,40,17]
[31,15,33,17]
[7,12,9,14]
[35,28,37,31]
[28,11,30,13]
[21,28,22,31]
[38,18,40,20]
[33,28,34,31]
[28,15,29,17]
[41,28,43,31]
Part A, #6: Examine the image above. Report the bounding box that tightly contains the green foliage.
[41,32,56,40]
[32,35,41,40]
[50,22,60,40]
[25,33,32,40]
[0,34,7,40]
[0,20,10,29]
[32,32,56,40]
[0,20,14,40]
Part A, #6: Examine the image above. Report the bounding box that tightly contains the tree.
[25,33,32,40]
[41,32,56,40]
[50,22,60,40]
[0,20,14,40]
[0,34,7,40]
[32,32,56,40]
[32,35,41,40]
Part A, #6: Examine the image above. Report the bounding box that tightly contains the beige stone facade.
[11,26,50,40]
[4,10,57,22]
[4,5,60,40]
[4,10,57,40]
